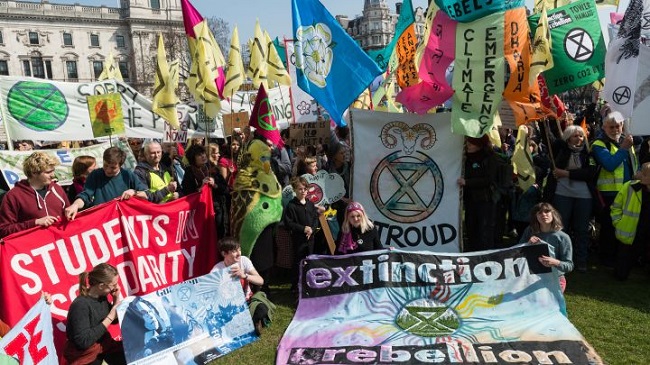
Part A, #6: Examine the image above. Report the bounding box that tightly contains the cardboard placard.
[222,111,249,135]
[287,120,330,147]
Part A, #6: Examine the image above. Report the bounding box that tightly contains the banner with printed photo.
[116,269,256,365]
[351,110,463,252]
[277,245,603,364]
[0,139,136,188]
[0,298,57,365]
[0,187,218,355]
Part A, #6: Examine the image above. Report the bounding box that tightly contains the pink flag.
[396,82,451,114]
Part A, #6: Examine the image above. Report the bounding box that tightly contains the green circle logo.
[395,298,460,337]
[7,81,69,131]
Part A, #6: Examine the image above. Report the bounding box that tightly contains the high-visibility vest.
[610,181,642,245]
[149,170,173,202]
[593,139,637,192]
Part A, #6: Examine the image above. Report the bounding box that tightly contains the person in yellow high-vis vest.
[134,141,179,203]
[592,112,638,266]
[610,162,650,280]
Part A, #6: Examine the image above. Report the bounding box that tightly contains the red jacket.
[0,180,69,238]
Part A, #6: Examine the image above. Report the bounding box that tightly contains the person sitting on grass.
[211,237,275,336]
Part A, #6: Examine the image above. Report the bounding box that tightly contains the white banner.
[351,110,463,252]
[0,298,58,365]
[0,139,137,188]
[631,44,650,135]
[0,76,295,141]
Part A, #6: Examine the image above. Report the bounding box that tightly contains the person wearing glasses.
[0,151,70,238]
[282,176,320,291]
[64,263,126,365]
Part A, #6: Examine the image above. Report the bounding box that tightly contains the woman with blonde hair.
[336,201,383,254]
[65,263,126,365]
[0,151,69,238]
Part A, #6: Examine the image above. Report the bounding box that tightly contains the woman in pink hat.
[336,201,383,254]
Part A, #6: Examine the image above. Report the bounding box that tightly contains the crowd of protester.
[1,101,649,362]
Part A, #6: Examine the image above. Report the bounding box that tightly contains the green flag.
[529,0,606,95]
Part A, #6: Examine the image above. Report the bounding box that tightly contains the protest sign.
[286,120,330,148]
[221,111,249,135]
[117,269,256,365]
[352,110,463,252]
[0,299,57,365]
[163,120,188,144]
[277,245,603,364]
[0,188,218,353]
[88,93,125,138]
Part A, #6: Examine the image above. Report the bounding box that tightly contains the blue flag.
[292,0,382,126]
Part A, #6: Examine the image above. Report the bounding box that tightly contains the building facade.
[336,0,427,51]
[0,0,184,92]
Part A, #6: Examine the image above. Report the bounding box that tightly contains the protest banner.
[352,110,463,252]
[0,187,218,353]
[277,245,603,365]
[117,269,256,365]
[286,120,330,148]
[0,298,57,365]
[0,140,137,188]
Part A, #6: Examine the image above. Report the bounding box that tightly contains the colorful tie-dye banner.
[451,11,505,137]
[351,110,463,252]
[277,245,603,365]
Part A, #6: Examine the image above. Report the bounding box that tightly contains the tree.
[206,16,231,59]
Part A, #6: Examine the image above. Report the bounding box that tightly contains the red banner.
[0,187,218,352]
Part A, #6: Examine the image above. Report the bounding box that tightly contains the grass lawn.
[212,265,650,365]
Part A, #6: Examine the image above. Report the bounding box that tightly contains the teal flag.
[273,36,288,68]
[435,0,523,22]
[367,0,415,71]
[529,0,606,95]
[451,11,505,137]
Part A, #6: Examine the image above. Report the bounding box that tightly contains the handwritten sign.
[287,121,330,148]
[163,119,188,143]
[222,111,249,135]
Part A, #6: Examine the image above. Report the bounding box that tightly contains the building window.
[90,34,100,47]
[119,61,129,81]
[0,31,4,45]
[0,60,8,76]
[151,0,160,10]
[23,60,31,76]
[31,57,45,78]
[116,35,125,48]
[29,32,39,45]
[66,61,78,80]
[93,61,103,79]
[63,32,73,46]
[45,60,52,79]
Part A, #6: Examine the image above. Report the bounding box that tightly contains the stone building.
[0,0,184,92]
[336,0,427,51]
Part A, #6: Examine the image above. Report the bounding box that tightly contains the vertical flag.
[529,3,554,85]
[395,0,418,89]
[603,0,647,119]
[223,26,246,98]
[503,7,544,126]
[249,84,283,148]
[273,37,288,68]
[367,0,415,71]
[435,0,524,22]
[247,20,268,89]
[511,125,536,192]
[265,31,292,86]
[452,11,505,137]
[97,51,123,81]
[152,33,180,129]
[292,0,382,126]
[528,0,606,95]
[182,0,226,118]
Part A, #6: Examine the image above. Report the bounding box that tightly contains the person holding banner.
[64,263,126,365]
[519,203,574,293]
[336,201,383,255]
[134,141,179,203]
[0,151,70,238]
[65,147,149,220]
[67,156,97,204]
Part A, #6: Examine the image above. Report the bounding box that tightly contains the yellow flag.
[247,20,268,89]
[352,88,372,110]
[529,4,553,85]
[152,34,180,129]
[223,26,246,98]
[98,51,123,82]
[186,21,225,119]
[512,125,536,192]
[533,0,570,13]
[415,3,439,68]
[264,31,291,86]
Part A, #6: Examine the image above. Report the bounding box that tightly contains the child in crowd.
[519,203,574,292]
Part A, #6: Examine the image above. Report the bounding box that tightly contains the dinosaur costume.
[230,139,283,256]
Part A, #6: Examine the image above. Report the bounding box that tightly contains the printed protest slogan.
[277,245,603,365]
[0,299,58,365]
[117,269,256,365]
[451,11,505,138]
[352,110,463,252]
[0,140,137,188]
[0,188,218,353]
[528,0,606,95]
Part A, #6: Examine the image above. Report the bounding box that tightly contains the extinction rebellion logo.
[395,298,460,337]
[6,81,69,131]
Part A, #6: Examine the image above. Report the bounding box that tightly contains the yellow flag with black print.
[511,125,536,192]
